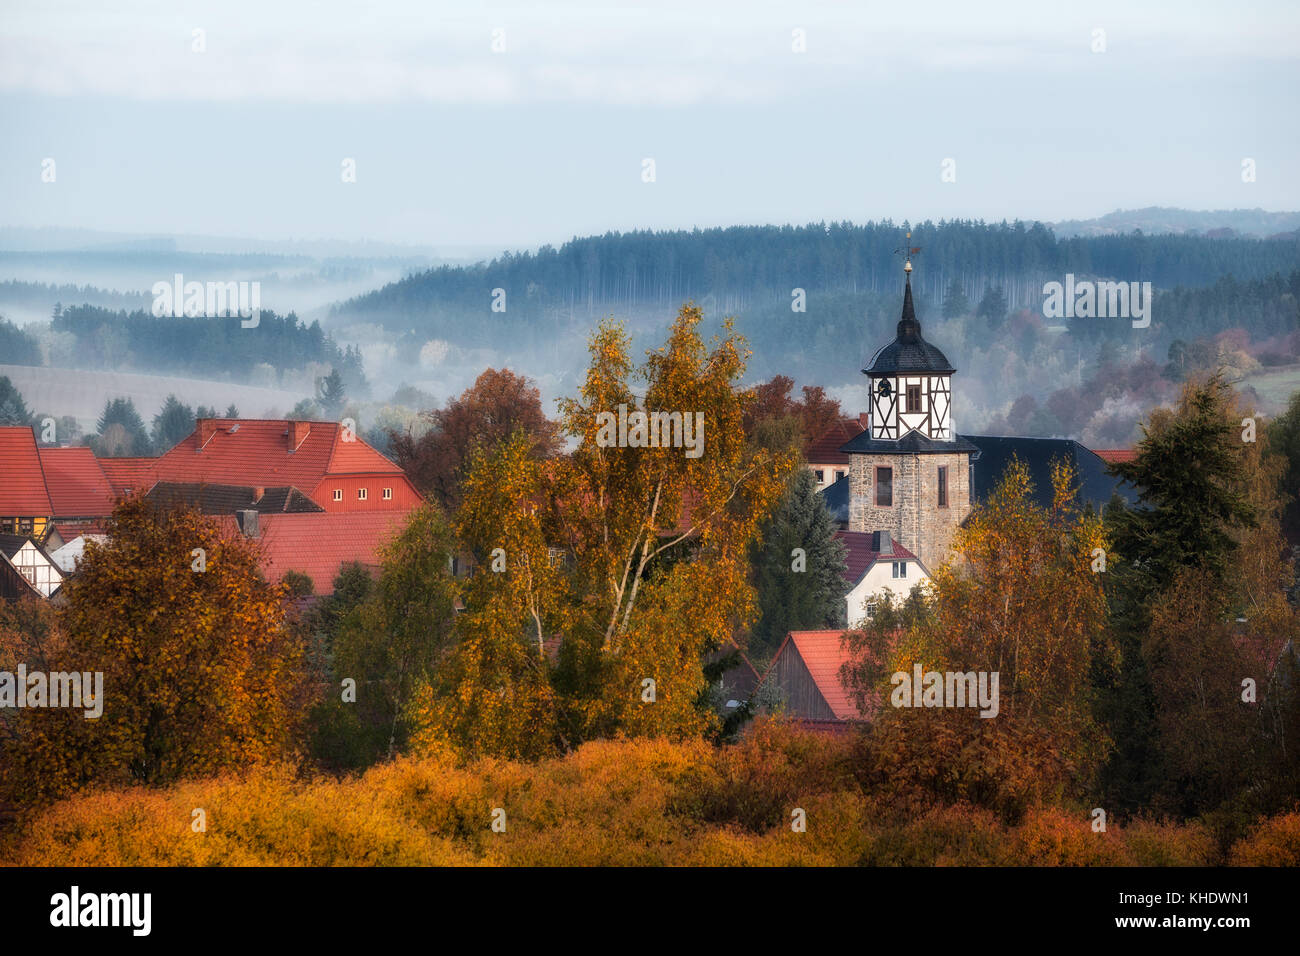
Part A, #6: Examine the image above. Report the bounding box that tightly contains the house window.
[814,469,825,483]
[382,488,392,500]
[875,467,893,507]
[332,489,343,502]
[358,488,368,501]
[865,601,878,620]
[906,383,922,414]
[892,561,907,579]
[835,469,846,481]
[937,465,949,508]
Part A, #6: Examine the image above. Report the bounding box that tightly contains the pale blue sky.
[1,0,1297,248]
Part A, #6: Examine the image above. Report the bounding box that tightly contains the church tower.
[840,244,976,572]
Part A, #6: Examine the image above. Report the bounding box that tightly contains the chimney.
[858,411,870,431]
[198,418,218,449]
[873,530,892,554]
[288,420,310,452]
[236,509,259,538]
[253,487,265,504]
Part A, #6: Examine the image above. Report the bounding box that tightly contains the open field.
[0,364,312,432]
[1239,364,1300,412]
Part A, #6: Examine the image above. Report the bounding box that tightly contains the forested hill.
[332,220,1299,343]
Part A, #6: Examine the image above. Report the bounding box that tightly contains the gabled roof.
[146,481,324,515]
[37,446,116,517]
[0,552,42,601]
[963,435,1136,512]
[834,530,924,586]
[220,510,411,595]
[153,419,406,491]
[97,457,158,495]
[770,630,863,721]
[807,417,868,465]
[864,276,956,375]
[0,532,62,570]
[0,427,53,516]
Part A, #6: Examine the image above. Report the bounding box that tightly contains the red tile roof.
[834,530,922,585]
[221,510,412,595]
[774,630,863,721]
[155,419,350,488]
[37,447,116,517]
[151,419,416,511]
[1092,448,1137,465]
[98,457,158,495]
[0,427,54,516]
[806,416,867,465]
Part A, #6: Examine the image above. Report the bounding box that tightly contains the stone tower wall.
[847,451,971,571]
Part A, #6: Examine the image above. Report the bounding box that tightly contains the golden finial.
[896,229,919,274]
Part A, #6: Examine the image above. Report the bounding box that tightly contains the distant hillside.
[1052,207,1300,240]
[331,219,1299,352]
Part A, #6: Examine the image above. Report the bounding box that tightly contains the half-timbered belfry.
[840,245,977,572]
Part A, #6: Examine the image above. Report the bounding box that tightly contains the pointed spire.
[896,265,922,343]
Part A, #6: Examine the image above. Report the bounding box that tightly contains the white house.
[835,529,929,626]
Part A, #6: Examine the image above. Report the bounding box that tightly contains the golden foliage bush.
[0,723,1282,867]
[1228,811,1300,865]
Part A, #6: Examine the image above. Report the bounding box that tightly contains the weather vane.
[894,229,922,273]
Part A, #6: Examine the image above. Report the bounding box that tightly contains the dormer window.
[333,489,342,502]
[358,488,368,501]
[382,488,392,500]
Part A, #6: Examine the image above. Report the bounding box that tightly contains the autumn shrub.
[0,737,1284,867]
[1228,811,1300,865]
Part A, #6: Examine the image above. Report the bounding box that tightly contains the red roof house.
[98,457,159,496]
[1091,448,1137,466]
[151,419,421,513]
[0,426,54,519]
[761,629,865,724]
[221,510,412,595]
[37,447,116,518]
[806,415,868,467]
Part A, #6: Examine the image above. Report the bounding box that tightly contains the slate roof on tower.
[864,277,956,375]
[839,429,978,455]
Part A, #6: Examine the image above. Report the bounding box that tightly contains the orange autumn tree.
[5,497,304,806]
[843,457,1112,819]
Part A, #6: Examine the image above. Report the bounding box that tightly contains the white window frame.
[382,487,392,500]
[332,489,343,502]
[358,488,368,501]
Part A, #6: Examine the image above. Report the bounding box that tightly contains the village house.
[0,418,423,600]
[836,529,929,626]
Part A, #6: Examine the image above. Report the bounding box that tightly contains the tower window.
[937,465,949,508]
[906,384,922,413]
[875,467,893,507]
